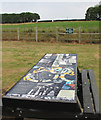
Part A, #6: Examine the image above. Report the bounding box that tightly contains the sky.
[0,0,100,20]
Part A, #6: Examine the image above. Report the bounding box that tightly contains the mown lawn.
[2,41,99,93]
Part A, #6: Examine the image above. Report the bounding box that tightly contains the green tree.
[85,5,101,20]
[20,12,40,22]
[33,13,40,22]
[2,12,40,23]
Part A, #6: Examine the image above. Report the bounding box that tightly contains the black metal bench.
[76,69,100,120]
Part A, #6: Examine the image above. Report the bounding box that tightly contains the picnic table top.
[4,54,77,103]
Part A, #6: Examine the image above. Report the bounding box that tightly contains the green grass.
[2,41,99,94]
[1,21,99,29]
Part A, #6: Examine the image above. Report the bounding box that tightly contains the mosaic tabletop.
[4,54,77,103]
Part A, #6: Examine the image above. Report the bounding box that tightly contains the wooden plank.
[81,69,94,113]
[88,70,99,113]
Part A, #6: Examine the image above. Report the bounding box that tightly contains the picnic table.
[2,54,100,120]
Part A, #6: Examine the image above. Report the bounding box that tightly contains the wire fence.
[2,27,100,43]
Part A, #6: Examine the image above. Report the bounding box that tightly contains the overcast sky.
[0,0,100,19]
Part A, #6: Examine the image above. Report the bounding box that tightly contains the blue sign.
[66,28,73,34]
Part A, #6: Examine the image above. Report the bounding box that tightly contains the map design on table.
[6,54,77,102]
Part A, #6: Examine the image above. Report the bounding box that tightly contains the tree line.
[1,12,40,23]
[85,4,101,20]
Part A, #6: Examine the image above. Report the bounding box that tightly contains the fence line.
[2,27,100,43]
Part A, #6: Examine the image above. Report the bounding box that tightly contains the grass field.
[1,21,99,29]
[2,41,99,94]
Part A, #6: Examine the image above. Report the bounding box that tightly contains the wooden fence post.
[79,27,81,43]
[17,27,19,40]
[56,27,58,42]
[36,27,38,42]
